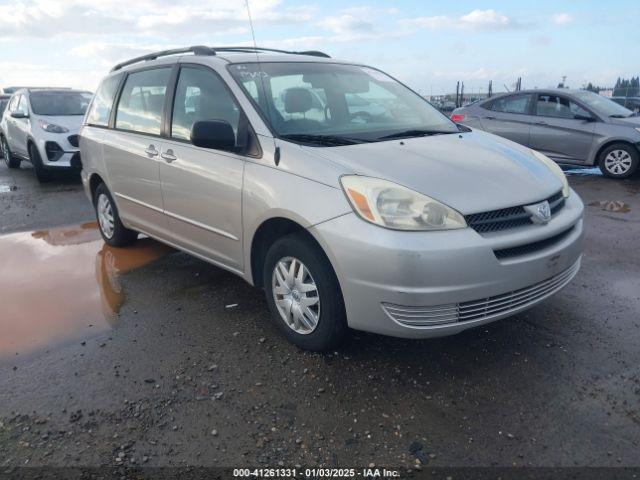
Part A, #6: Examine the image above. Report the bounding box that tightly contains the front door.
[529,93,596,164]
[159,65,247,271]
[104,67,172,237]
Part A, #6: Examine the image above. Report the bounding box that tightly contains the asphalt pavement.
[0,162,638,471]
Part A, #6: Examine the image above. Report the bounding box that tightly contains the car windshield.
[29,92,92,116]
[573,91,633,118]
[228,62,458,145]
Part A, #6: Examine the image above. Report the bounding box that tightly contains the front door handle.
[485,115,496,120]
[534,121,549,126]
[145,145,159,157]
[161,149,177,163]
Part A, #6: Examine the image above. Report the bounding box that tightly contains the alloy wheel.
[97,193,115,239]
[271,256,320,334]
[1,139,9,166]
[604,149,632,175]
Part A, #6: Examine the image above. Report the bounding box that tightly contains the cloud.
[0,0,312,39]
[402,9,519,31]
[552,13,573,25]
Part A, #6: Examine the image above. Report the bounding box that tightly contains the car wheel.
[28,144,52,183]
[93,183,138,247]
[263,232,348,351]
[1,137,20,169]
[598,143,639,179]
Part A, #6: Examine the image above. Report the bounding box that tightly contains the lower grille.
[494,226,574,260]
[382,259,580,327]
[70,152,82,168]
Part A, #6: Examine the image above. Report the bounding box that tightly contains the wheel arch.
[590,138,639,165]
[88,173,106,205]
[249,216,331,288]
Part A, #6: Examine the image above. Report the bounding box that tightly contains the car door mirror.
[190,120,236,151]
[574,113,595,122]
[11,111,28,119]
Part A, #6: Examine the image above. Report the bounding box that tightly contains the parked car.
[451,89,640,178]
[0,95,9,159]
[0,88,91,181]
[611,96,640,114]
[80,46,584,351]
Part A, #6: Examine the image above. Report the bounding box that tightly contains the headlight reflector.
[341,176,467,231]
[531,149,570,198]
[38,119,68,133]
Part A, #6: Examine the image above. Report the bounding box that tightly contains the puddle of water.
[588,200,631,213]
[564,167,602,177]
[0,185,18,193]
[0,223,173,358]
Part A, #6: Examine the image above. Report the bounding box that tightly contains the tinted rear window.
[85,74,122,127]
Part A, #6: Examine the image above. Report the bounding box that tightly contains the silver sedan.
[452,89,640,178]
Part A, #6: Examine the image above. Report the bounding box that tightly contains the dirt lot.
[0,163,639,472]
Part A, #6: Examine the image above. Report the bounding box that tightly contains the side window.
[86,74,122,127]
[489,95,531,114]
[115,68,171,135]
[17,95,29,115]
[535,94,590,119]
[171,67,241,142]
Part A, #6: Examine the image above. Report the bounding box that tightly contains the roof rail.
[214,47,331,58]
[110,45,331,72]
[111,45,215,72]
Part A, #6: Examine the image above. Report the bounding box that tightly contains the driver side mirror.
[574,113,595,122]
[11,111,28,119]
[190,120,235,151]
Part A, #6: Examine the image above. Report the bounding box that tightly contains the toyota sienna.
[80,46,585,350]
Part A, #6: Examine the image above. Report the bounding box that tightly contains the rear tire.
[93,183,138,247]
[29,143,51,183]
[1,136,20,169]
[598,143,639,179]
[263,232,348,351]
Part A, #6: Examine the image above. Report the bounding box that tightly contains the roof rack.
[110,45,331,72]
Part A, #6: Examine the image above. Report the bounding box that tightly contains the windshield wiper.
[377,129,454,141]
[280,133,367,146]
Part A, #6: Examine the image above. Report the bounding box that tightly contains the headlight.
[340,176,467,231]
[531,149,570,198]
[38,119,68,133]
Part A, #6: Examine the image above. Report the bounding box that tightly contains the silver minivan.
[80,46,584,351]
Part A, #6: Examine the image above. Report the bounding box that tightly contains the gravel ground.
[0,163,638,471]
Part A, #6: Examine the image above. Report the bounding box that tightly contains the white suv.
[0,88,92,182]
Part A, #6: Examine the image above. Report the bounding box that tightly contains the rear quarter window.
[85,74,123,127]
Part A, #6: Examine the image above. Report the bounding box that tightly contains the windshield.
[573,91,633,117]
[228,62,458,145]
[30,92,92,116]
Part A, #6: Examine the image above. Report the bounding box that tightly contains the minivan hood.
[33,114,83,133]
[307,130,562,215]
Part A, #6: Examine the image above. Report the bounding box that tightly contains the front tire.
[93,183,138,247]
[598,143,639,179]
[1,137,20,169]
[28,144,51,183]
[263,232,347,351]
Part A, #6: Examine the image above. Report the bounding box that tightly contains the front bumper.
[310,190,585,339]
[35,135,81,169]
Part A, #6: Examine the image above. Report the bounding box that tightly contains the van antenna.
[244,0,279,164]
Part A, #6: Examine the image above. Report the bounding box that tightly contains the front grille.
[382,259,580,327]
[494,226,574,260]
[465,191,565,233]
[68,134,79,147]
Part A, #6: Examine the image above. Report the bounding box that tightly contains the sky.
[0,0,638,96]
